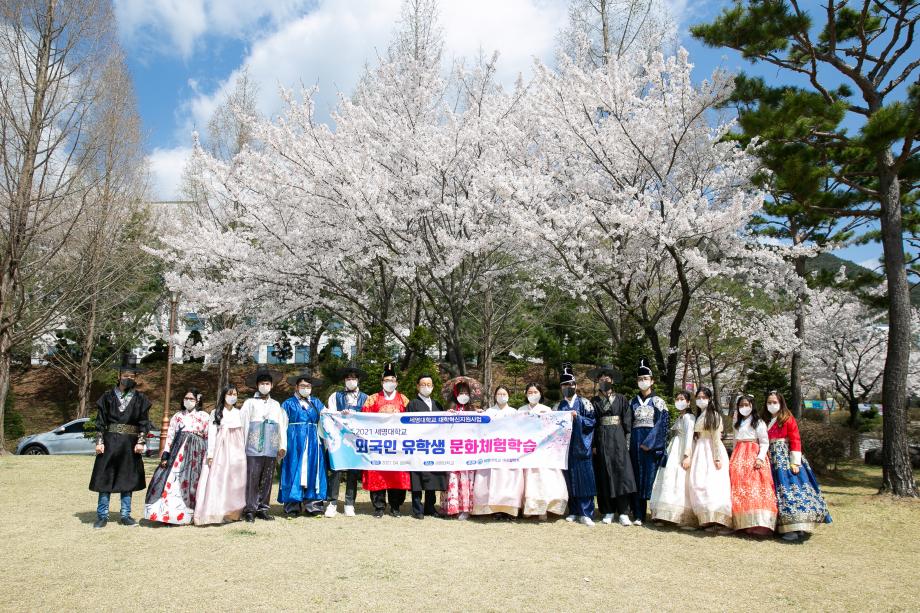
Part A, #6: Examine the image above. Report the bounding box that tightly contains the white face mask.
[456,394,470,405]
[696,398,709,410]
[767,402,781,414]
[674,399,688,411]
[637,380,652,391]
[225,395,237,406]
[258,384,272,396]
[495,394,509,406]
[527,392,541,405]
[299,387,312,398]
[738,405,752,417]
[382,381,397,394]
[419,385,433,397]
[345,378,358,391]
[183,399,196,411]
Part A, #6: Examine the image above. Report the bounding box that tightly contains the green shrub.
[802,408,826,422]
[799,420,848,474]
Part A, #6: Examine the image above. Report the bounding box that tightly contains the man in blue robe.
[629,357,669,526]
[279,370,327,516]
[553,363,597,527]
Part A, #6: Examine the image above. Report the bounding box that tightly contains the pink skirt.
[472,467,524,515]
[729,440,777,531]
[443,470,475,515]
[194,426,246,525]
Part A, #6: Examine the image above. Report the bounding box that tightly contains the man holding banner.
[361,363,411,518]
[405,374,447,519]
[324,363,368,518]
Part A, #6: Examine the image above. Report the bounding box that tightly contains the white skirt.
[688,436,732,527]
[650,435,697,526]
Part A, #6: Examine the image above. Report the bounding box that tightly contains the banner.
[321,410,573,471]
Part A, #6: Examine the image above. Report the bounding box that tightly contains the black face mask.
[120,378,136,391]
[563,387,576,399]
[599,381,612,393]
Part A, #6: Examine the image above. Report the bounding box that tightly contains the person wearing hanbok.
[765,391,832,541]
[145,388,210,525]
[687,387,732,530]
[589,366,636,526]
[194,386,247,526]
[443,380,478,519]
[729,393,777,535]
[629,357,669,526]
[324,362,368,518]
[241,368,288,522]
[279,370,327,517]
[473,387,525,518]
[518,383,568,519]
[554,363,597,527]
[88,355,151,529]
[406,374,447,519]
[362,362,411,518]
[650,391,697,528]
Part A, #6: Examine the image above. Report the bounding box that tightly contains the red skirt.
[363,470,410,491]
[729,440,778,531]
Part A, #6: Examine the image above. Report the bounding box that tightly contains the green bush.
[799,420,848,474]
[4,393,25,441]
[802,408,826,422]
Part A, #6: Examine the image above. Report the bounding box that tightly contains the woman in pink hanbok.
[443,380,478,519]
[472,387,525,518]
[518,383,568,519]
[194,386,247,525]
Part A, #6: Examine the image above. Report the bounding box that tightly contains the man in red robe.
[362,362,411,517]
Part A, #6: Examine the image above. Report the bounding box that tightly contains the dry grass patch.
[0,457,917,612]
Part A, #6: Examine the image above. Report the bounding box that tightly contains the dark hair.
[493,386,510,403]
[454,381,471,396]
[417,374,433,384]
[256,373,273,385]
[294,377,313,386]
[695,387,721,431]
[214,385,238,426]
[182,387,204,411]
[674,390,692,409]
[765,390,792,425]
[733,394,760,430]
[525,382,543,395]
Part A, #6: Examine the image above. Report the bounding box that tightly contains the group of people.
[88,357,832,542]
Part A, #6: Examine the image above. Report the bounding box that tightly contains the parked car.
[15,418,161,457]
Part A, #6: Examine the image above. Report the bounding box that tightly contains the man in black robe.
[405,374,447,519]
[88,355,152,528]
[589,366,636,526]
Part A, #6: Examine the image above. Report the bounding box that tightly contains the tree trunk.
[480,284,494,401]
[848,396,860,429]
[789,254,806,418]
[75,293,99,418]
[215,344,233,403]
[0,335,11,453]
[876,160,918,497]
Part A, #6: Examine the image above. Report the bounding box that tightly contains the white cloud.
[176,0,568,142]
[114,0,315,58]
[147,146,192,201]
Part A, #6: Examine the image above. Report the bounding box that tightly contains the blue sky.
[116,0,883,271]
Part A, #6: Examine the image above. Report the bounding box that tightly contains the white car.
[15,418,160,456]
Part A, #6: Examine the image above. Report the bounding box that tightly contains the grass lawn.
[0,457,917,612]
